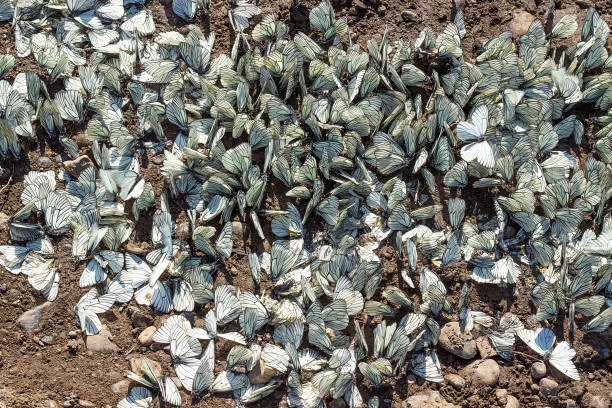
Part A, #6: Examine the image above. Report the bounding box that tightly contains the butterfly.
[457,105,495,168]
[516,327,580,380]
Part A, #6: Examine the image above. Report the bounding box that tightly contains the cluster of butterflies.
[1,0,612,406]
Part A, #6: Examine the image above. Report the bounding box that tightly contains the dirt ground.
[0,0,611,407]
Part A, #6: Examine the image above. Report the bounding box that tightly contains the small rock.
[138,326,156,346]
[85,325,119,353]
[539,378,558,397]
[505,395,520,408]
[475,336,497,359]
[111,379,130,394]
[63,155,93,178]
[512,11,536,37]
[78,401,95,408]
[248,359,277,384]
[17,302,52,336]
[54,154,63,164]
[439,321,477,359]
[0,283,5,293]
[581,392,610,408]
[232,221,247,236]
[61,402,72,408]
[329,399,346,408]
[531,361,546,379]
[75,133,90,148]
[354,0,366,11]
[130,357,162,378]
[404,391,459,408]
[175,222,190,241]
[495,389,508,404]
[406,374,416,384]
[525,315,540,330]
[466,359,500,386]
[530,383,539,393]
[68,331,78,339]
[151,155,164,165]
[41,335,54,345]
[129,307,154,328]
[561,399,577,408]
[43,400,59,408]
[37,156,52,169]
[125,242,148,255]
[444,374,466,390]
[401,10,418,23]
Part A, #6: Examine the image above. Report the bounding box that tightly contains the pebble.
[531,361,546,379]
[17,302,52,336]
[232,221,247,236]
[175,221,190,241]
[63,155,93,178]
[562,399,577,408]
[538,377,558,397]
[43,401,59,408]
[406,374,416,383]
[138,326,157,346]
[506,395,520,408]
[68,331,78,339]
[152,155,164,165]
[78,400,95,408]
[75,133,90,148]
[41,335,55,345]
[444,374,466,390]
[0,283,6,293]
[401,10,418,23]
[438,321,477,359]
[37,156,52,169]
[85,325,119,353]
[466,359,500,386]
[111,379,130,395]
[62,401,73,408]
[248,359,277,384]
[403,391,459,408]
[495,389,508,404]
[511,10,536,37]
[581,392,610,408]
[475,336,497,359]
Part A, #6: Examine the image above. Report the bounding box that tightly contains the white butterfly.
[117,386,153,408]
[74,288,116,335]
[516,327,580,380]
[457,105,495,168]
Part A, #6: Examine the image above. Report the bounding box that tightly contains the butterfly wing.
[549,341,579,380]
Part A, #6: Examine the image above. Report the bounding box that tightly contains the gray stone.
[37,156,52,169]
[444,374,466,390]
[438,321,477,359]
[138,326,156,346]
[85,325,119,353]
[111,379,130,394]
[404,391,460,408]
[538,377,558,397]
[62,401,73,408]
[466,359,500,386]
[505,395,520,408]
[17,302,52,336]
[0,283,6,293]
[63,155,93,178]
[41,335,54,345]
[401,10,418,23]
[531,361,546,379]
